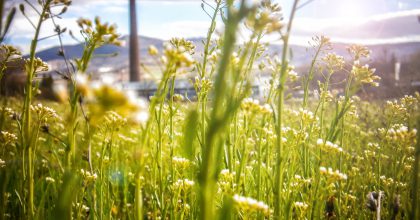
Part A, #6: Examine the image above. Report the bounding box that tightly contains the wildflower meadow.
[0,0,419,219]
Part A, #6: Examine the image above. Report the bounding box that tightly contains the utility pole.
[129,0,140,81]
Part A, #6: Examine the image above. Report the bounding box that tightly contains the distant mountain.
[32,34,420,74]
[266,41,420,66]
[32,35,164,62]
[328,11,420,39]
[27,8,420,73]
[293,9,420,41]
[29,36,164,71]
[30,35,208,73]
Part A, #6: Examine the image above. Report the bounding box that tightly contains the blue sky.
[6,0,420,53]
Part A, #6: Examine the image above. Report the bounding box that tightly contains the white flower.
[294,201,309,210]
[45,177,55,183]
[1,131,18,143]
[233,194,270,215]
[52,83,69,102]
[317,138,324,146]
[126,90,150,125]
[75,73,89,96]
[319,166,327,174]
[148,45,158,56]
[0,158,5,168]
[320,167,348,181]
[30,103,59,120]
[172,157,190,167]
[174,179,195,190]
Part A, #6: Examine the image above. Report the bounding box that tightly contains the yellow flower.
[294,201,309,210]
[0,158,5,168]
[148,45,158,56]
[322,52,345,70]
[75,73,90,96]
[351,63,380,87]
[233,194,271,216]
[45,177,55,183]
[53,83,69,102]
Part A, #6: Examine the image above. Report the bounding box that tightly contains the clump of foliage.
[0,0,419,219]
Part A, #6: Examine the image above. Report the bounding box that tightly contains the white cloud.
[8,1,420,54]
[292,9,420,33]
[102,6,127,14]
[10,16,80,53]
[369,8,420,22]
[144,20,221,40]
[282,8,420,46]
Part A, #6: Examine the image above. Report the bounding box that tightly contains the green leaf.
[52,170,79,220]
[183,109,199,159]
[0,0,4,35]
[0,7,15,42]
[218,196,234,220]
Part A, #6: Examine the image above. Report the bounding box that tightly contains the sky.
[5,0,420,54]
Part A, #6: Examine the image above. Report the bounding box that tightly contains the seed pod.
[60,6,68,15]
[19,4,25,14]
